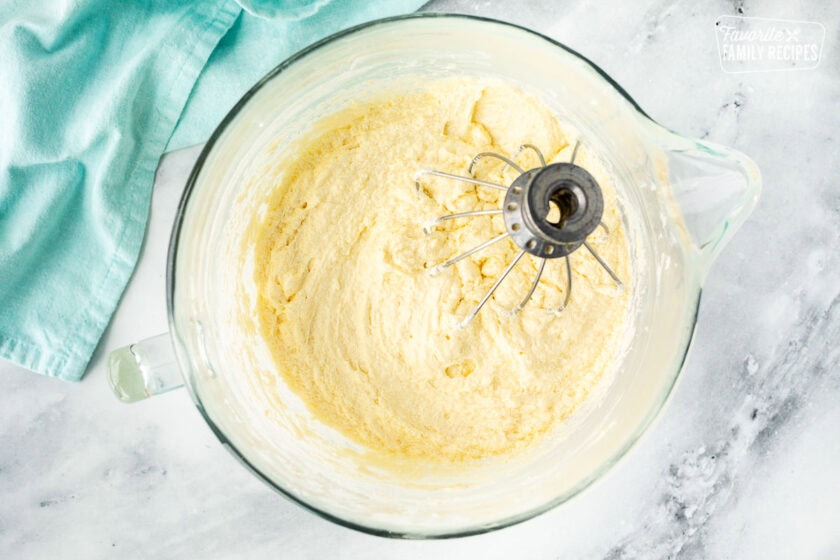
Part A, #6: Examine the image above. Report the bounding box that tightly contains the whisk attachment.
[417,141,622,326]
[502,162,603,258]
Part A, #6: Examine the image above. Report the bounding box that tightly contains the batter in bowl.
[252,78,631,463]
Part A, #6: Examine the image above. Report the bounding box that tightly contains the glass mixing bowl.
[108,14,760,537]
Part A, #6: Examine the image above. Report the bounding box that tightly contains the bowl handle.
[107,333,183,403]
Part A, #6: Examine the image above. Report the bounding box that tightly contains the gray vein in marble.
[605,290,840,558]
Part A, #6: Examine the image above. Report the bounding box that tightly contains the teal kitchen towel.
[0,0,424,381]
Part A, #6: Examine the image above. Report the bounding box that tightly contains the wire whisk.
[415,142,622,328]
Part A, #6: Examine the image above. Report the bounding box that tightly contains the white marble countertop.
[2,1,839,558]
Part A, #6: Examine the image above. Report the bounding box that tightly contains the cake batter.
[252,78,631,462]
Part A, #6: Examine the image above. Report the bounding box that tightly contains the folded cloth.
[0,0,424,381]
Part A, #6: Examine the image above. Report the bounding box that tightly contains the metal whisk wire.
[414,169,508,196]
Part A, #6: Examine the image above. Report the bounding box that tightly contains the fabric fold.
[0,0,241,381]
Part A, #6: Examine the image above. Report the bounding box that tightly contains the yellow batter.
[252,78,631,462]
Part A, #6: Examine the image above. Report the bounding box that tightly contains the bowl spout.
[654,132,761,280]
